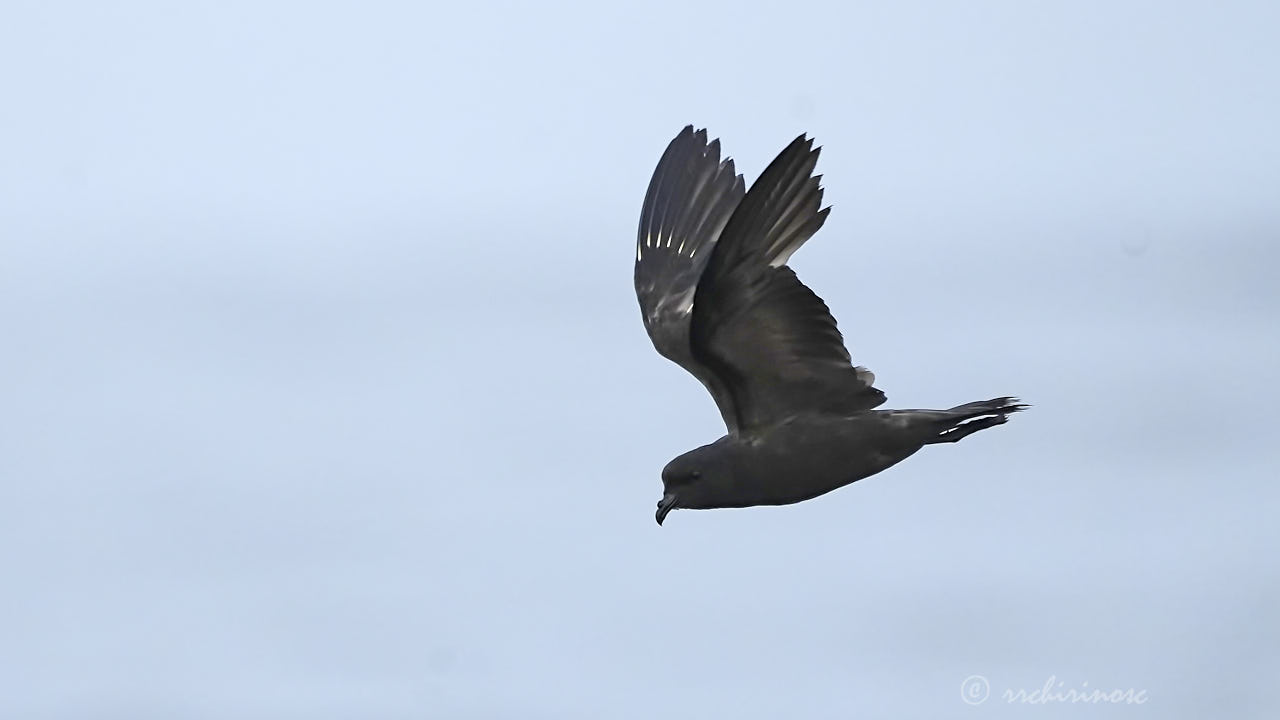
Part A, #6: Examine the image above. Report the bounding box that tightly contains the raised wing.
[691,134,885,435]
[635,126,745,429]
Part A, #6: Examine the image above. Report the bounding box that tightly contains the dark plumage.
[635,126,1026,525]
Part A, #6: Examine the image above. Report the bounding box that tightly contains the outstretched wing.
[691,134,885,435]
[635,126,746,429]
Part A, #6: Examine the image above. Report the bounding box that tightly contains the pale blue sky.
[2,1,1277,718]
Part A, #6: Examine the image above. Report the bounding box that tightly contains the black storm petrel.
[635,126,1025,525]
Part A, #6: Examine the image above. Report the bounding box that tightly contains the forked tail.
[923,397,1028,445]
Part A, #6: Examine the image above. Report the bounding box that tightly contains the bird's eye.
[690,471,702,480]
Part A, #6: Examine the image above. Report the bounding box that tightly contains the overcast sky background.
[2,1,1277,718]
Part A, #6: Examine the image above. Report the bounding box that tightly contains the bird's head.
[656,445,731,525]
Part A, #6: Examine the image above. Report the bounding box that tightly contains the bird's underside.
[634,126,1025,525]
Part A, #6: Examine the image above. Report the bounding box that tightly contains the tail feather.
[925,397,1027,445]
[946,396,1028,419]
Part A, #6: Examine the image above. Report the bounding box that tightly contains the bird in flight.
[636,126,1025,525]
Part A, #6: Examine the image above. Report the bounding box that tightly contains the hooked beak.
[655,492,678,526]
